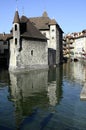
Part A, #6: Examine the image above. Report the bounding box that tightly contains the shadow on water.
[0,69,10,87]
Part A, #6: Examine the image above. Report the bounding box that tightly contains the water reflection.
[8,67,63,129]
[1,62,86,129]
[63,62,86,84]
[9,70,49,127]
[56,65,63,104]
[47,66,63,106]
[0,69,9,87]
[63,62,86,100]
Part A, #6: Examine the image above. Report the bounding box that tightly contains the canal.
[0,62,86,130]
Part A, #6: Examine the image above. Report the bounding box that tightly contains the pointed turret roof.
[0,33,12,41]
[49,19,57,25]
[29,11,63,32]
[13,10,20,23]
[42,11,48,17]
[29,11,51,30]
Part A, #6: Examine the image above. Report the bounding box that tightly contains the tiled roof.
[42,11,48,17]
[9,11,63,40]
[65,30,86,40]
[49,19,57,25]
[8,11,47,41]
[13,11,20,23]
[0,33,12,41]
[20,15,28,23]
[29,16,51,30]
[20,16,47,40]
[82,29,86,33]
[29,11,56,30]
[29,11,63,32]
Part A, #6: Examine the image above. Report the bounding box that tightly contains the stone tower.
[9,10,20,70]
[13,10,20,50]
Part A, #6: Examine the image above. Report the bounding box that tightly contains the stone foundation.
[9,64,48,73]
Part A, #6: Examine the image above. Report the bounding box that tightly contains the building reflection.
[63,62,86,84]
[72,62,86,83]
[56,65,63,104]
[47,66,63,106]
[9,70,49,127]
[8,67,63,128]
[0,69,10,85]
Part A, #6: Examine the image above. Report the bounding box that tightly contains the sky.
[0,0,86,34]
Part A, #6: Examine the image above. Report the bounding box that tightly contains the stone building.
[0,33,11,66]
[29,12,63,65]
[0,33,9,54]
[0,11,63,70]
[9,11,48,72]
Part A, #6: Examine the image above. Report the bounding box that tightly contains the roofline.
[74,35,86,39]
[8,35,47,42]
[20,36,47,42]
[39,28,49,31]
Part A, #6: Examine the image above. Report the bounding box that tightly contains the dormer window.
[20,23,26,34]
[15,24,17,31]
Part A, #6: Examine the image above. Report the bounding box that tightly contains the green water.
[0,62,86,130]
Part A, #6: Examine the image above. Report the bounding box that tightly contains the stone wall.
[48,48,56,66]
[9,38,48,72]
[0,41,8,54]
[56,27,60,65]
[9,39,16,68]
[56,27,63,65]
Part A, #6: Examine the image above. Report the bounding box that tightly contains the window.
[52,37,54,39]
[3,41,7,45]
[15,38,17,45]
[31,50,33,56]
[43,33,46,36]
[15,24,17,31]
[52,29,54,32]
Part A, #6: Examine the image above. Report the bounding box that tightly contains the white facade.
[73,37,86,59]
[50,25,57,50]
[41,25,57,50]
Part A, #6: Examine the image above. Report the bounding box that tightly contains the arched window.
[15,24,17,31]
[15,38,17,45]
[31,50,33,56]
